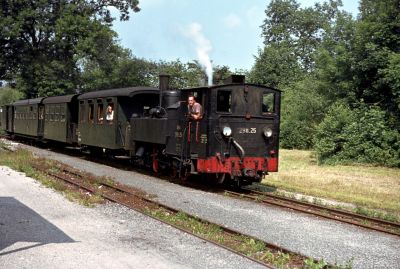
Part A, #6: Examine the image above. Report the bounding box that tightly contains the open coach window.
[217,90,231,113]
[262,92,275,114]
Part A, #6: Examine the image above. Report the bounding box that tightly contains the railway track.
[28,161,335,269]
[226,188,400,237]
[3,138,397,267]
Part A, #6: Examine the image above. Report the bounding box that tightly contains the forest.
[1,0,399,167]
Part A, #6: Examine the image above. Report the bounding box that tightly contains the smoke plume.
[185,23,213,86]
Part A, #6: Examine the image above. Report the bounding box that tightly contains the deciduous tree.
[0,0,139,97]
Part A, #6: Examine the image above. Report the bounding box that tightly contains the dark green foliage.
[261,0,342,72]
[254,0,400,168]
[248,44,302,88]
[351,0,400,119]
[0,0,139,97]
[315,103,400,167]
[280,77,327,149]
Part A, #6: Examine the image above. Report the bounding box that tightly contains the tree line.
[1,0,399,167]
[249,0,400,167]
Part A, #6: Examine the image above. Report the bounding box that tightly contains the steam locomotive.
[0,75,280,186]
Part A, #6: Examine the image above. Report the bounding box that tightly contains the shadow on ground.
[0,197,75,255]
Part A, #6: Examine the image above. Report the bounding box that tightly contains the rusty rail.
[226,189,400,237]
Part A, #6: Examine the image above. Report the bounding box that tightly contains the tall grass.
[264,150,400,219]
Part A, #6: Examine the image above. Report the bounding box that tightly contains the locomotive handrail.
[230,137,245,160]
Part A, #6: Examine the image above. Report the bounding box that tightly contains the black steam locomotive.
[0,75,280,186]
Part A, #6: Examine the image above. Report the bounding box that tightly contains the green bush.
[314,103,400,167]
[280,78,327,149]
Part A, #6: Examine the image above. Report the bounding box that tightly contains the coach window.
[79,101,86,123]
[88,101,94,124]
[48,105,53,121]
[217,90,231,113]
[97,101,104,124]
[106,102,114,123]
[39,106,44,120]
[29,106,33,119]
[262,92,275,114]
[55,105,60,121]
[33,106,37,120]
[60,106,65,122]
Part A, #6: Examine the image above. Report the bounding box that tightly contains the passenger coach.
[76,87,159,153]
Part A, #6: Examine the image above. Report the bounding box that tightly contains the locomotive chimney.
[224,74,245,84]
[159,74,170,107]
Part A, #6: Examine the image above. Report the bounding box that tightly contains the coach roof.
[13,97,45,106]
[78,87,159,100]
[43,94,78,104]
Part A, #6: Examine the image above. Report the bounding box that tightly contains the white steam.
[184,23,213,86]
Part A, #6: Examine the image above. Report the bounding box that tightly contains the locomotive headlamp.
[263,127,273,138]
[222,126,232,137]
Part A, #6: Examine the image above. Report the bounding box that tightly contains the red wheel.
[152,148,159,173]
[152,157,159,173]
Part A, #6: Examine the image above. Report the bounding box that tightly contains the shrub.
[314,103,400,167]
[280,78,327,149]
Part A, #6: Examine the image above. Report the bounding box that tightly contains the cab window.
[217,90,231,113]
[262,92,275,114]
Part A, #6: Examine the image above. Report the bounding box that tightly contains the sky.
[112,0,360,72]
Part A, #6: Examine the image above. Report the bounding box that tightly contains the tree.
[280,76,327,149]
[0,0,139,97]
[260,0,343,72]
[248,44,302,88]
[352,0,400,120]
[0,87,23,106]
[313,10,357,105]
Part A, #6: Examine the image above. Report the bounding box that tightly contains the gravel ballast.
[15,145,400,268]
[0,165,266,269]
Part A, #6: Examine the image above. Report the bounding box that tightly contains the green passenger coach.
[42,94,79,144]
[12,98,45,138]
[77,87,159,151]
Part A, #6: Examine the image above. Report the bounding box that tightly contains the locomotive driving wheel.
[152,147,159,173]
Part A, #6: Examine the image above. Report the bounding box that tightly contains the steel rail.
[226,189,400,237]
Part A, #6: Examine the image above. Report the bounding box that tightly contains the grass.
[0,148,103,206]
[263,149,400,220]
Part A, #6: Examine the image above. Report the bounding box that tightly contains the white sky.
[112,0,359,71]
